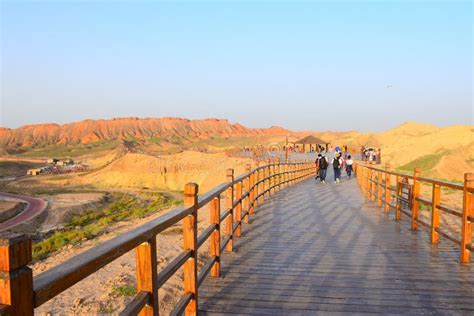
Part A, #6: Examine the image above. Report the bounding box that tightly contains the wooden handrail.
[33,205,193,307]
[354,162,473,264]
[0,161,316,315]
[360,163,469,192]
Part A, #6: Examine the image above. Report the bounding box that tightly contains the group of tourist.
[314,151,353,184]
[361,147,381,163]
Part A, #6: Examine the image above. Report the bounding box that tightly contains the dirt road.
[0,192,47,231]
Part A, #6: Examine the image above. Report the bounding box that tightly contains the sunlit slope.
[39,151,255,192]
[308,122,473,180]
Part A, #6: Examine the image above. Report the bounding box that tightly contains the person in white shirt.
[346,155,354,178]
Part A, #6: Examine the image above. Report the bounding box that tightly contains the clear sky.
[1,1,472,131]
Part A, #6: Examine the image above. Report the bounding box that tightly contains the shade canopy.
[293,135,328,145]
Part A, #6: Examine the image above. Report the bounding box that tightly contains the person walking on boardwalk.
[318,154,328,183]
[315,153,322,180]
[346,155,354,178]
[332,153,343,183]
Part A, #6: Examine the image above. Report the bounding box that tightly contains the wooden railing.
[355,162,474,264]
[0,160,316,315]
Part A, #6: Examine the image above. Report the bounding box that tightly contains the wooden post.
[269,160,274,194]
[460,173,474,263]
[275,160,280,191]
[243,165,251,223]
[384,164,391,212]
[289,163,293,185]
[136,237,158,316]
[367,169,372,199]
[0,233,34,316]
[235,181,243,237]
[371,169,376,202]
[183,183,198,315]
[254,163,260,207]
[362,167,367,197]
[365,167,369,195]
[377,171,382,208]
[411,168,421,230]
[225,169,234,252]
[272,160,276,193]
[431,184,440,244]
[210,196,220,277]
[249,171,255,216]
[266,161,271,197]
[395,179,402,221]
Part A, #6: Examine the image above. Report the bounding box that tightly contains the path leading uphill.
[199,172,474,314]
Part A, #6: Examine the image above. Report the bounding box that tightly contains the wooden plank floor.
[199,172,474,315]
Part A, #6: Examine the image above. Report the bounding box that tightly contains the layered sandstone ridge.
[0,117,292,147]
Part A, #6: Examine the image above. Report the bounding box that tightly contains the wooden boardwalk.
[199,173,474,314]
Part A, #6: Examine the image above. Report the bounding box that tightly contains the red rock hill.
[0,117,293,148]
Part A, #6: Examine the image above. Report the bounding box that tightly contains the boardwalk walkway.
[200,172,474,314]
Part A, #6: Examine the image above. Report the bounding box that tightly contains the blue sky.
[1,1,472,131]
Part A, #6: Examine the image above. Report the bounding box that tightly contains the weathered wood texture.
[199,171,474,315]
[355,163,473,263]
[0,162,315,315]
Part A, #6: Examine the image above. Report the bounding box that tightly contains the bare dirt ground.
[39,192,106,233]
[33,202,213,315]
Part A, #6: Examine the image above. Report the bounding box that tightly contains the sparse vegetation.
[147,136,163,144]
[17,140,119,158]
[0,161,43,177]
[397,154,443,173]
[32,193,179,261]
[112,285,137,297]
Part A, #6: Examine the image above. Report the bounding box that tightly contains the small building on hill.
[56,159,74,166]
[27,168,42,176]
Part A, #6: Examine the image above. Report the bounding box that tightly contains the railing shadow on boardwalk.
[0,160,316,315]
[0,158,472,315]
[199,171,473,314]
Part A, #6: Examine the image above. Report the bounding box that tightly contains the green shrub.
[397,154,443,173]
[113,285,137,297]
[33,193,178,261]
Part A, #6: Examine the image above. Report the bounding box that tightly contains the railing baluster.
[377,171,383,208]
[244,165,251,223]
[269,160,274,194]
[431,184,440,244]
[183,183,198,315]
[460,173,474,263]
[371,169,376,202]
[136,237,158,316]
[225,169,234,252]
[257,164,263,204]
[366,168,371,199]
[0,233,33,316]
[384,164,391,212]
[249,170,255,216]
[210,196,220,277]
[411,168,421,230]
[235,181,243,236]
[276,160,281,191]
[395,177,402,221]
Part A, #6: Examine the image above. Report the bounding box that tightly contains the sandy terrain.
[39,192,106,233]
[33,202,213,315]
[1,119,471,314]
[36,151,255,193]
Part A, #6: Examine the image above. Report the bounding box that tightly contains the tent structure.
[292,135,329,153]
